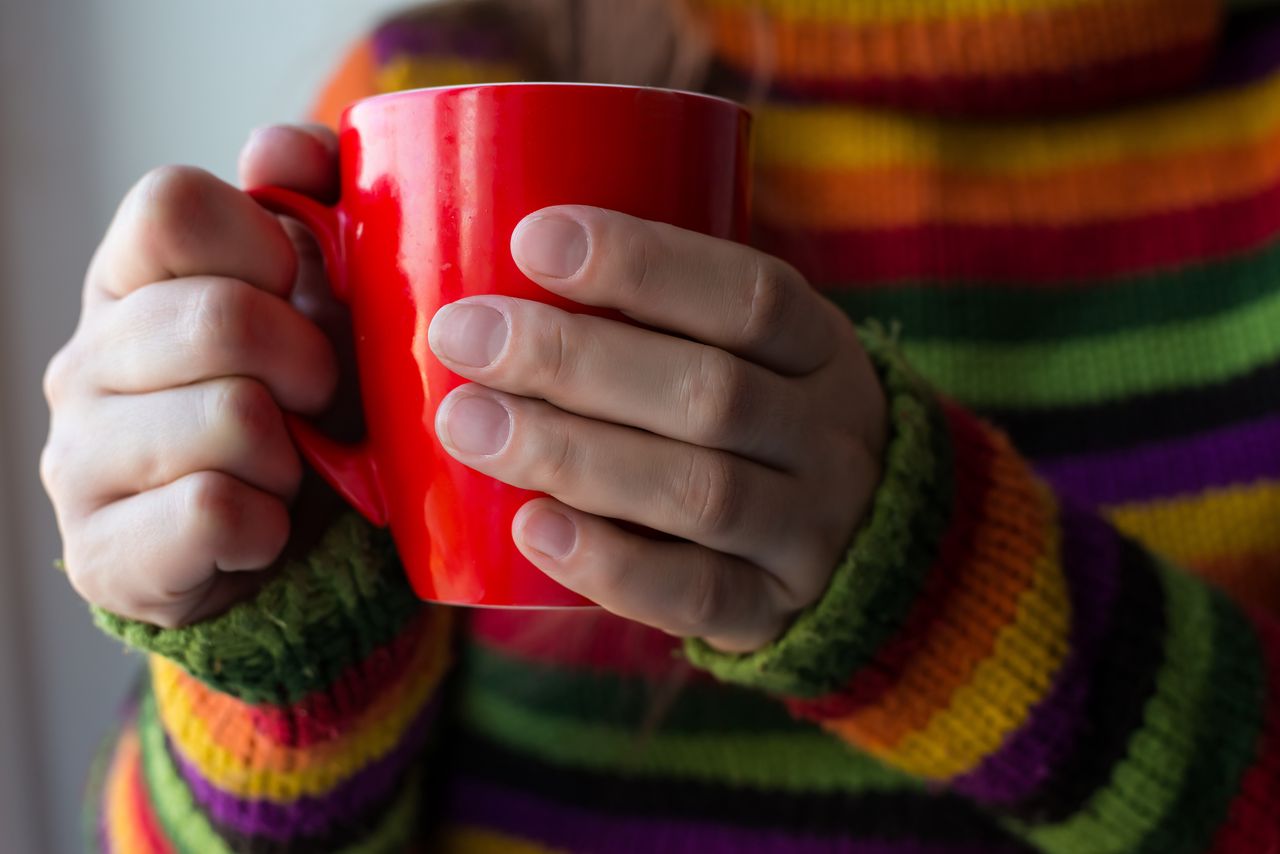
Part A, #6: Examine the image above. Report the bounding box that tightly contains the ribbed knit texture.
[91,2,1280,852]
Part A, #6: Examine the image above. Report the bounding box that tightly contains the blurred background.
[0,1,410,850]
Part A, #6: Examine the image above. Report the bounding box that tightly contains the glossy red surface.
[253,83,750,606]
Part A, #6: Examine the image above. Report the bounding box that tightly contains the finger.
[238,123,339,200]
[428,295,807,468]
[513,498,791,653]
[510,205,839,375]
[65,472,289,628]
[436,386,810,570]
[87,165,297,300]
[90,276,337,414]
[57,378,301,513]
[236,123,343,321]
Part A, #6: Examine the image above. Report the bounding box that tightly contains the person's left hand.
[428,206,889,653]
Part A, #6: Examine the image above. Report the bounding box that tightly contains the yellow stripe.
[150,613,450,800]
[439,827,566,853]
[1105,479,1280,567]
[754,68,1280,173]
[844,486,1070,778]
[376,57,524,93]
[695,0,1128,24]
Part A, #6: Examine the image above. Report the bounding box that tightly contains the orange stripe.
[156,611,449,774]
[308,37,379,129]
[756,132,1280,228]
[703,0,1214,80]
[103,726,172,854]
[828,436,1049,749]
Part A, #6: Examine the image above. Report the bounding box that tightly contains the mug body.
[337,83,750,606]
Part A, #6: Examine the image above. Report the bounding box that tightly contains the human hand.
[40,124,344,627]
[428,207,888,653]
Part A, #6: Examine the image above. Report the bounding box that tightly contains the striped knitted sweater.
[89,1,1280,851]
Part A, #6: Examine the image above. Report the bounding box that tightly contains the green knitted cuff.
[682,323,952,698]
[92,513,424,705]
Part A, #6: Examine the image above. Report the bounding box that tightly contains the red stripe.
[766,38,1211,118]
[757,177,1280,286]
[787,404,999,720]
[1207,611,1280,853]
[127,747,175,854]
[246,610,435,747]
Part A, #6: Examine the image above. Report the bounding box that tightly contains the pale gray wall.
[0,2,411,851]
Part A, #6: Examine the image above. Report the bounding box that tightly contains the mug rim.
[346,80,748,118]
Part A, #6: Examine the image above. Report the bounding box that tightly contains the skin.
[41,124,888,653]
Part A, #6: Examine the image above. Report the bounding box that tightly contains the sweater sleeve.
[684,327,1280,854]
[90,514,454,853]
[86,9,542,850]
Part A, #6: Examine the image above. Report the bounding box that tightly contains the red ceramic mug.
[252,83,751,607]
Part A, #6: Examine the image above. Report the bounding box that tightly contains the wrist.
[683,323,951,697]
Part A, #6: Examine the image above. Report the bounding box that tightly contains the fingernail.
[521,509,577,559]
[512,215,588,279]
[430,303,508,367]
[440,394,510,455]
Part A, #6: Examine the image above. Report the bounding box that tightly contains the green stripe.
[1019,559,1219,853]
[900,283,1280,409]
[1134,593,1266,854]
[828,238,1280,344]
[138,693,233,854]
[137,692,419,853]
[461,643,798,733]
[459,683,921,794]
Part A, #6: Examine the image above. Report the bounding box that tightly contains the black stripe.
[442,728,1034,847]
[983,356,1280,461]
[1006,534,1166,823]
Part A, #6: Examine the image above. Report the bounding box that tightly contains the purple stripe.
[449,778,1025,854]
[1206,16,1280,89]
[950,506,1120,803]
[1035,414,1280,508]
[98,811,111,854]
[372,19,517,66]
[170,696,440,841]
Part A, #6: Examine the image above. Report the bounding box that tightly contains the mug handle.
[248,186,389,527]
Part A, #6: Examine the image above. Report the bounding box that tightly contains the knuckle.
[211,377,279,450]
[43,345,80,407]
[62,544,103,607]
[133,165,220,255]
[38,439,69,497]
[619,225,659,302]
[682,563,728,633]
[531,311,576,390]
[686,349,752,447]
[533,419,579,488]
[183,471,242,547]
[189,279,258,366]
[586,542,632,604]
[740,256,796,351]
[680,452,743,539]
[61,532,116,611]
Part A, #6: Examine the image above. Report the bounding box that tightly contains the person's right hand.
[41,124,343,628]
